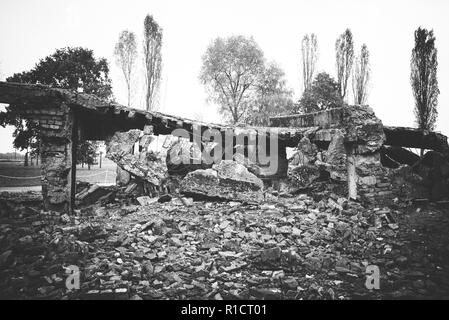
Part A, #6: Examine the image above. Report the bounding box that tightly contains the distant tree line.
[199,29,372,124]
[199,26,440,144]
[297,29,371,114]
[0,20,440,163]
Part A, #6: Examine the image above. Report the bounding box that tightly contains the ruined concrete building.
[1,81,448,212]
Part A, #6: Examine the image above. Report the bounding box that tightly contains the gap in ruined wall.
[380,146,420,169]
[101,127,292,203]
[74,140,118,207]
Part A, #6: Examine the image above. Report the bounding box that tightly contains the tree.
[298,72,344,113]
[411,27,439,144]
[247,62,295,126]
[114,30,137,107]
[301,33,318,93]
[200,35,265,124]
[0,115,40,166]
[8,47,112,98]
[76,141,98,169]
[143,14,163,111]
[2,47,112,164]
[335,29,354,101]
[352,44,370,105]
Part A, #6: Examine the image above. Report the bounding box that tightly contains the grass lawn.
[0,161,41,187]
[0,158,117,188]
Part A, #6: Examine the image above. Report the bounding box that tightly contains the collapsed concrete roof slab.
[3,81,448,212]
[270,106,449,153]
[271,105,387,154]
[383,126,449,153]
[0,81,309,144]
[2,81,448,154]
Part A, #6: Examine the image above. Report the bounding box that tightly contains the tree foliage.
[0,112,40,166]
[246,62,294,126]
[76,141,98,169]
[1,47,111,164]
[7,47,112,99]
[143,14,163,111]
[301,33,318,93]
[411,27,439,132]
[298,72,344,113]
[352,44,370,105]
[335,29,354,101]
[200,35,265,124]
[114,30,137,107]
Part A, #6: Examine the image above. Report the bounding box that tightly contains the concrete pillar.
[276,143,289,178]
[346,145,357,200]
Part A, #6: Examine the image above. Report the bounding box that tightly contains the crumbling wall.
[40,137,73,211]
[283,105,391,200]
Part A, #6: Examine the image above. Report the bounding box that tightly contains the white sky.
[0,0,448,152]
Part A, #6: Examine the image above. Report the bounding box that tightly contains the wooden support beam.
[383,126,449,153]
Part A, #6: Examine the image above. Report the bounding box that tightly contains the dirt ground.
[0,189,448,300]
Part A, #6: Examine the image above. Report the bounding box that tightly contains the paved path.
[0,186,41,192]
[0,184,114,193]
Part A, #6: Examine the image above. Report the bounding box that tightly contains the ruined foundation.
[1,81,448,211]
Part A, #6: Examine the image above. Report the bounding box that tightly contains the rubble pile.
[180,160,265,203]
[411,151,449,201]
[166,138,215,176]
[1,190,449,300]
[75,182,117,207]
[106,127,169,196]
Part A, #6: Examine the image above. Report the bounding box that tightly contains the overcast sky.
[0,0,448,153]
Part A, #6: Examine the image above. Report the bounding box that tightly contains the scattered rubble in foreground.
[1,188,449,300]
